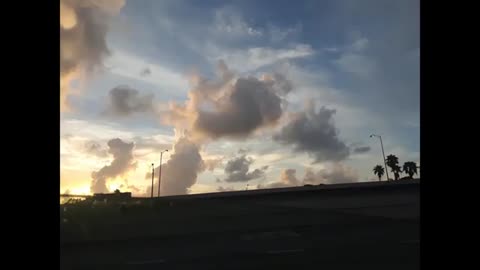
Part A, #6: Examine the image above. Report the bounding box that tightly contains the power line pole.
[157,150,168,197]
[150,163,154,199]
[370,134,390,181]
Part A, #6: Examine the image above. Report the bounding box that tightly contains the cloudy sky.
[60,0,419,196]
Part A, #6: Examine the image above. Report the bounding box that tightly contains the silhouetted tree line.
[373,154,418,181]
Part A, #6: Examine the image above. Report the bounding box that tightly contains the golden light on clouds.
[60,2,77,29]
[60,0,125,111]
[107,182,122,192]
[72,186,90,195]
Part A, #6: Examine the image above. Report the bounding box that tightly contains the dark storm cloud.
[140,67,152,77]
[273,103,350,162]
[353,145,371,154]
[90,138,136,194]
[224,154,268,182]
[194,77,283,138]
[104,86,154,117]
[165,61,292,141]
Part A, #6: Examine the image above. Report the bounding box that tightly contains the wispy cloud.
[105,50,189,96]
[206,44,314,73]
[334,53,376,79]
[211,6,263,38]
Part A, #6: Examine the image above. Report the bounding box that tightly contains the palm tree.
[403,161,418,179]
[373,165,385,181]
[386,154,400,180]
[392,165,402,180]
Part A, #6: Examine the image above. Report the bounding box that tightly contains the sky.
[60,0,420,196]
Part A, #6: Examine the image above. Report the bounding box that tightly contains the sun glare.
[69,186,91,195]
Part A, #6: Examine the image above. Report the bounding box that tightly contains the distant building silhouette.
[92,192,132,203]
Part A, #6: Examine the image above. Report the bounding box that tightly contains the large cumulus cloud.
[223,154,268,183]
[90,138,136,193]
[146,136,205,196]
[164,61,292,142]
[273,102,350,162]
[60,0,125,110]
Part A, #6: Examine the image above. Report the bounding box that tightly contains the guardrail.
[60,194,92,198]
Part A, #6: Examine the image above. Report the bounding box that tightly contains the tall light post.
[150,163,155,199]
[157,149,169,197]
[370,134,390,181]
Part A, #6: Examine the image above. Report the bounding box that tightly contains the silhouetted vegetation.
[372,165,385,181]
[382,154,419,181]
[402,161,418,179]
[392,165,402,180]
[386,154,401,180]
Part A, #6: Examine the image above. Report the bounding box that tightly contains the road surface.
[61,181,420,269]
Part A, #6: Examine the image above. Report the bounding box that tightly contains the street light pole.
[370,134,390,181]
[157,149,168,197]
[150,163,155,199]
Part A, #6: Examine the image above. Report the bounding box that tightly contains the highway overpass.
[60,180,420,269]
